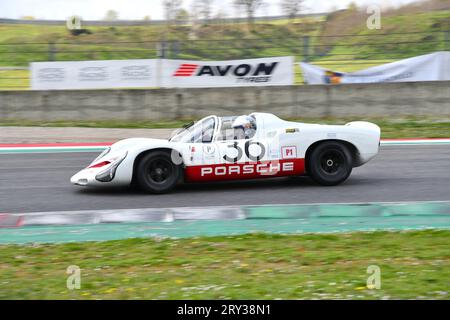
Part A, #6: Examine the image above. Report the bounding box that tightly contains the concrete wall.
[1,81,449,121]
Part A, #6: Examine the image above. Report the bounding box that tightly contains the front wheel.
[308,142,353,186]
[135,151,182,194]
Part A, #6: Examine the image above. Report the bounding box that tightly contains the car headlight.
[95,151,127,182]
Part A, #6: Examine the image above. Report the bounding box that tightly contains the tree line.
[104,0,306,27]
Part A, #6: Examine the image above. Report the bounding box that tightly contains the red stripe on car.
[88,161,111,168]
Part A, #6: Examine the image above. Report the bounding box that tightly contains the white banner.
[31,57,294,90]
[161,56,294,88]
[31,59,158,90]
[300,52,450,85]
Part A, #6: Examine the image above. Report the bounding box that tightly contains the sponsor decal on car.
[281,146,297,159]
[203,145,216,155]
[184,158,305,182]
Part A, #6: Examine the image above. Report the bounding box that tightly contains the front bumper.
[70,168,105,186]
[70,151,128,186]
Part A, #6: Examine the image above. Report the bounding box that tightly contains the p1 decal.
[184,158,305,182]
[281,146,297,159]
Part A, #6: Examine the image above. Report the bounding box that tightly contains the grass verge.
[0,230,448,299]
[0,117,449,139]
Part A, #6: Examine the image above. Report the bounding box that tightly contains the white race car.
[71,113,380,193]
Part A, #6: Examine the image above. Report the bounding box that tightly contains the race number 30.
[223,141,266,163]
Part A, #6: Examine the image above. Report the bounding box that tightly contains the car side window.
[217,116,257,141]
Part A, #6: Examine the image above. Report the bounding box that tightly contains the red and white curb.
[381,138,450,145]
[0,139,449,154]
[0,207,246,228]
[1,201,449,229]
[0,142,113,154]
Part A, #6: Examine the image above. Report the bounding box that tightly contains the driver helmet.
[232,115,256,131]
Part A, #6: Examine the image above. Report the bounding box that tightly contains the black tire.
[307,141,353,186]
[135,151,182,194]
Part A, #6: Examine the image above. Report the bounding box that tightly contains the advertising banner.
[300,52,450,85]
[161,56,294,88]
[31,59,158,90]
[31,57,294,90]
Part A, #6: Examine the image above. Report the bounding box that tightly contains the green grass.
[0,69,29,90]
[0,23,316,67]
[312,10,450,62]
[1,117,449,139]
[0,11,448,67]
[0,230,448,299]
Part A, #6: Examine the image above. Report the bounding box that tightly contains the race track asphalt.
[0,145,449,213]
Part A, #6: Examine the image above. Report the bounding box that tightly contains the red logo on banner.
[173,64,198,77]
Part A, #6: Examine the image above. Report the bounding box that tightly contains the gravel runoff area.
[0,127,175,143]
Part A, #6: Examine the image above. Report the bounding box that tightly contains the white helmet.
[232,115,256,130]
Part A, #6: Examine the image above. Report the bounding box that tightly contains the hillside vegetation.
[0,0,448,88]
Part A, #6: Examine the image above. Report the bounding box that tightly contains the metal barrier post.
[445,30,449,51]
[157,41,167,58]
[171,41,180,59]
[302,36,310,62]
[48,42,56,61]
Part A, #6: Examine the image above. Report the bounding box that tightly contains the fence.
[0,30,449,90]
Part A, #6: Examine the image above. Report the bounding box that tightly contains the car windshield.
[169,117,216,143]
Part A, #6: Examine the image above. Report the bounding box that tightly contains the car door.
[180,116,219,166]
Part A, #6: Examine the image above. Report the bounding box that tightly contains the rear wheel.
[308,142,353,186]
[135,151,182,193]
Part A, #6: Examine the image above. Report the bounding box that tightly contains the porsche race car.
[70,113,381,193]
